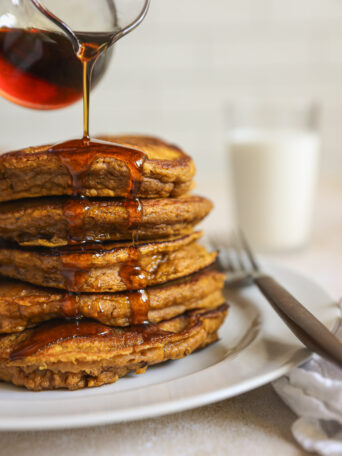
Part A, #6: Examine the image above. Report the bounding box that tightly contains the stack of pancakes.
[0,135,227,391]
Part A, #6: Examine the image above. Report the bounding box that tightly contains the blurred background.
[0,0,341,236]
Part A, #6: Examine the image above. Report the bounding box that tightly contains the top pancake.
[0,135,196,202]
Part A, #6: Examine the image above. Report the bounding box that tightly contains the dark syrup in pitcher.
[0,28,112,109]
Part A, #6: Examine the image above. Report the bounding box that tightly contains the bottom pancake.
[0,304,228,391]
[0,268,225,333]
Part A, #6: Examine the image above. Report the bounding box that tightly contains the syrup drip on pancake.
[62,196,90,244]
[53,137,146,244]
[46,141,150,322]
[60,292,79,318]
[119,183,149,324]
[50,137,146,197]
[111,157,148,323]
[9,28,151,350]
[58,245,92,292]
[9,319,113,361]
[47,138,150,323]
[119,246,149,324]
[9,318,175,361]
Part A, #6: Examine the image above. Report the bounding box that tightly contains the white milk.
[228,128,320,251]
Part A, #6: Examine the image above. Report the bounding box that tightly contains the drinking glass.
[225,98,320,251]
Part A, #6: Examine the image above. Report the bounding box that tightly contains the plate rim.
[0,353,311,431]
[0,262,338,431]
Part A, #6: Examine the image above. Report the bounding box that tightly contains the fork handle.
[255,275,342,367]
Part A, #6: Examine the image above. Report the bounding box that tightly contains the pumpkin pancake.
[0,195,212,247]
[0,269,225,333]
[0,304,228,391]
[0,232,216,292]
[0,135,195,202]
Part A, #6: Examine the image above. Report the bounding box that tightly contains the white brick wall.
[1,0,342,189]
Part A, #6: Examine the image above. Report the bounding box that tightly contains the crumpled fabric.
[273,303,342,456]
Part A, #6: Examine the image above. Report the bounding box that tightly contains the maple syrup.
[9,317,172,361]
[62,197,90,244]
[50,138,150,321]
[0,28,112,110]
[128,289,149,324]
[118,246,149,324]
[50,138,146,197]
[122,198,143,230]
[7,12,152,354]
[60,292,79,319]
[59,288,148,325]
[55,138,146,253]
[58,244,93,291]
[10,319,113,361]
[58,242,150,325]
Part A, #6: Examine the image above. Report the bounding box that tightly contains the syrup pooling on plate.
[9,319,113,361]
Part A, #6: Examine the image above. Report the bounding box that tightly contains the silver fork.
[210,232,342,368]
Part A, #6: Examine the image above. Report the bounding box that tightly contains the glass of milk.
[226,99,320,252]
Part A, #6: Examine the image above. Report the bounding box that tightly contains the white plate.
[0,262,339,431]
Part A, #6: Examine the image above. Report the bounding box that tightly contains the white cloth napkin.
[273,303,342,456]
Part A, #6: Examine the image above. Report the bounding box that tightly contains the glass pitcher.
[0,0,118,110]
